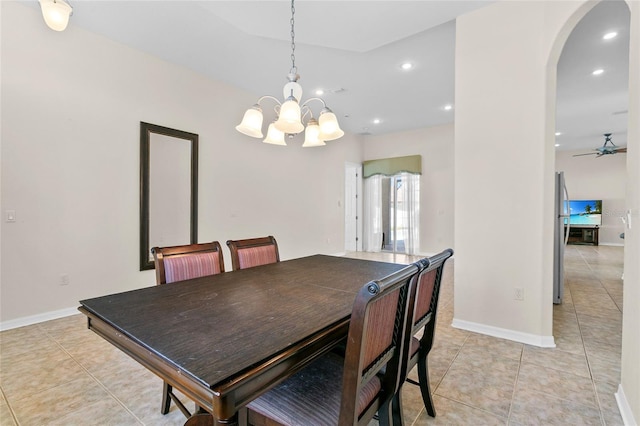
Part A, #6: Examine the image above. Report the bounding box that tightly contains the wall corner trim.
[615,384,637,426]
[451,318,556,348]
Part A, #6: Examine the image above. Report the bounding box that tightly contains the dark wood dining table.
[78,254,406,425]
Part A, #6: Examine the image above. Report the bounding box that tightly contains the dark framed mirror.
[140,122,198,271]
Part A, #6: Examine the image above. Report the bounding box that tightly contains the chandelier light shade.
[274,98,304,134]
[235,105,264,138]
[318,108,345,141]
[235,0,344,147]
[39,0,73,32]
[302,118,326,147]
[263,123,287,145]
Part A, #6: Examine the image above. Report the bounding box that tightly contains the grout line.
[0,386,20,426]
[46,330,146,425]
[568,246,619,425]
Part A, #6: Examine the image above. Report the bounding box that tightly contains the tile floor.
[0,245,624,425]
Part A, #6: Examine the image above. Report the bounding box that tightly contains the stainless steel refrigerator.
[553,171,570,304]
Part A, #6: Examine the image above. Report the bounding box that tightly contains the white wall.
[362,124,455,255]
[620,1,640,423]
[556,151,626,245]
[454,1,561,345]
[455,0,639,422]
[0,2,363,326]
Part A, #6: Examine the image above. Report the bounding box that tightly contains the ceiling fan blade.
[572,152,599,157]
[616,148,627,153]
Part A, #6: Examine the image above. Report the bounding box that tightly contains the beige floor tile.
[516,361,597,408]
[594,380,624,424]
[435,354,517,417]
[521,345,591,378]
[418,339,462,389]
[1,345,87,401]
[0,394,16,426]
[462,333,523,361]
[412,395,508,425]
[10,374,123,425]
[0,325,55,360]
[509,387,602,426]
[398,380,430,425]
[587,350,622,384]
[47,397,143,426]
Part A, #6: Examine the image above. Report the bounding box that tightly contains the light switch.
[6,210,16,222]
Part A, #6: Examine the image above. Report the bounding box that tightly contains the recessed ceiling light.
[444,104,453,111]
[603,31,618,40]
[555,132,562,136]
[555,144,560,147]
[592,69,604,76]
[315,89,324,95]
[373,119,381,124]
[401,62,413,70]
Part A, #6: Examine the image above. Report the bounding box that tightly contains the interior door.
[344,163,362,251]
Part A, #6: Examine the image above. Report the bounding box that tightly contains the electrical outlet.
[514,288,524,301]
[60,274,70,286]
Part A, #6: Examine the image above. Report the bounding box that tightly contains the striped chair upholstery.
[392,249,454,422]
[150,241,225,419]
[226,236,279,271]
[246,262,421,426]
[164,251,222,283]
[152,241,225,285]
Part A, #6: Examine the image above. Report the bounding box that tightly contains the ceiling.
[46,0,630,151]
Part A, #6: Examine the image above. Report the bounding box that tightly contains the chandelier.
[39,0,73,32]
[235,0,344,147]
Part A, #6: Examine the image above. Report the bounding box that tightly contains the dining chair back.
[151,241,225,419]
[245,261,421,426]
[393,248,454,422]
[226,236,279,271]
[152,241,225,285]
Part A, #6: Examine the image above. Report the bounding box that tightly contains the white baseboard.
[616,384,637,426]
[452,318,556,348]
[0,306,79,331]
[600,242,625,247]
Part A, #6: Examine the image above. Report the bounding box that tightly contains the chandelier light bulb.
[39,0,73,31]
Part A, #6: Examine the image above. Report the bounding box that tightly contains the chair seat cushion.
[247,352,381,426]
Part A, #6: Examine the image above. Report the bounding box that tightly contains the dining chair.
[226,236,280,271]
[151,241,225,418]
[392,248,454,423]
[244,261,421,426]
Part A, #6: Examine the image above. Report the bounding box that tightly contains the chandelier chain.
[290,0,297,74]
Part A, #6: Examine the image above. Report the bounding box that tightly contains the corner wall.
[619,2,640,423]
[455,1,639,422]
[454,1,565,345]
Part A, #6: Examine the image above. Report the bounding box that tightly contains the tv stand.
[566,226,599,246]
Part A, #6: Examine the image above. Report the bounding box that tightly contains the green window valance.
[363,155,422,178]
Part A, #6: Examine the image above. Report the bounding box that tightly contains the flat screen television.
[564,199,602,226]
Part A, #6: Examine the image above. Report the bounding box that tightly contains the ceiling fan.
[573,133,627,157]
